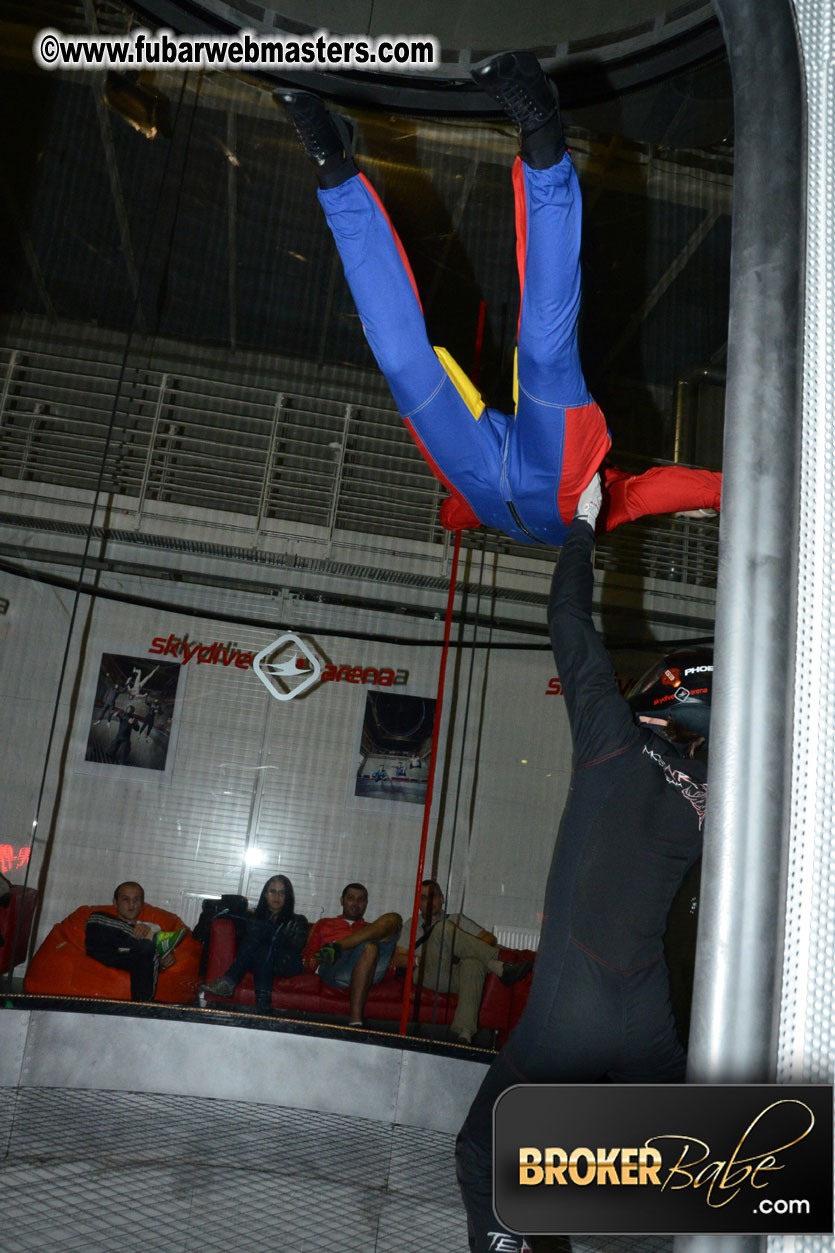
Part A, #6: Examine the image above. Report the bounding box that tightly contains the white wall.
[0,562,579,953]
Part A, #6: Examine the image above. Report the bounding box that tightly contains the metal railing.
[0,337,719,589]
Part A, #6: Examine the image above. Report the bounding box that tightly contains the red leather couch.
[204,918,534,1045]
[0,885,39,974]
[24,904,202,1004]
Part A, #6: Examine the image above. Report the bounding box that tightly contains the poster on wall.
[354,689,436,807]
[84,652,183,775]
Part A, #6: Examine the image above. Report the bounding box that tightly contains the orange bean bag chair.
[24,903,202,1004]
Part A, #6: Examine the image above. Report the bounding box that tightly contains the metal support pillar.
[675,0,805,1249]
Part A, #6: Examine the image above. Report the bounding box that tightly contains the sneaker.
[274,88,357,187]
[499,959,533,986]
[449,1027,473,1045]
[471,51,565,168]
[314,941,343,966]
[200,976,236,998]
[155,928,186,959]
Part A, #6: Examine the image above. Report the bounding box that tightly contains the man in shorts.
[305,883,401,1027]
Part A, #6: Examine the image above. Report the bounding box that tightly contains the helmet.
[626,648,713,740]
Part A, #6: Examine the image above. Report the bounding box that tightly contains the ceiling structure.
[130,0,729,126]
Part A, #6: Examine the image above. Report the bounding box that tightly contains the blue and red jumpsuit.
[318,152,721,543]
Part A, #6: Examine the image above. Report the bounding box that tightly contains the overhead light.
[104,73,172,140]
[244,847,266,867]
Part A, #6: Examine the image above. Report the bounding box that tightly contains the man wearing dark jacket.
[85,881,177,1002]
[455,471,710,1253]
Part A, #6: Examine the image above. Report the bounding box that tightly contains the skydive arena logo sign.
[494,1085,832,1235]
[253,633,321,702]
[146,634,407,700]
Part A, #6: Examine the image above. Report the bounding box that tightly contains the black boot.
[471,50,566,170]
[273,88,358,188]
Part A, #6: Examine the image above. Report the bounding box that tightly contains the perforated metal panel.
[778,0,835,1081]
[773,1,835,1250]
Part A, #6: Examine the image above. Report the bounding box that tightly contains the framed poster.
[83,651,183,776]
[353,689,436,808]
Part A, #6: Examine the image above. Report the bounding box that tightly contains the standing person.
[110,704,143,764]
[455,472,712,1251]
[95,680,124,725]
[139,698,162,738]
[275,52,721,547]
[304,883,401,1027]
[394,880,531,1044]
[201,874,309,1014]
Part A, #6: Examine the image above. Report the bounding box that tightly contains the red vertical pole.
[397,298,484,1036]
[398,528,462,1036]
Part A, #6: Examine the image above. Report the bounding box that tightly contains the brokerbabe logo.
[494,1084,832,1236]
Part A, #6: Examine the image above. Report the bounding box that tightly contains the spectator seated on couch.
[304,882,402,1028]
[202,899,533,1045]
[200,874,308,1013]
[394,880,532,1045]
[24,882,201,1004]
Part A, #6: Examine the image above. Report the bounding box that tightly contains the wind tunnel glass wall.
[0,57,729,1038]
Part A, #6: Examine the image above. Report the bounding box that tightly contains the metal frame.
[675,0,805,1248]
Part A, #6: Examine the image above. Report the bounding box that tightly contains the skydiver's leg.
[511,154,610,528]
[600,464,722,530]
[276,89,499,527]
[457,942,616,1253]
[473,53,610,529]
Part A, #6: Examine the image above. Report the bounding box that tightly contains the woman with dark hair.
[201,875,308,1013]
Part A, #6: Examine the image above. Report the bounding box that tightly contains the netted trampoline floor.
[0,1086,674,1252]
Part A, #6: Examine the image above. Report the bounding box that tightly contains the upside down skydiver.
[279,52,719,1253]
[276,53,721,547]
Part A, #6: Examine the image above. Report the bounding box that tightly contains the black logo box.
[494,1084,832,1235]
